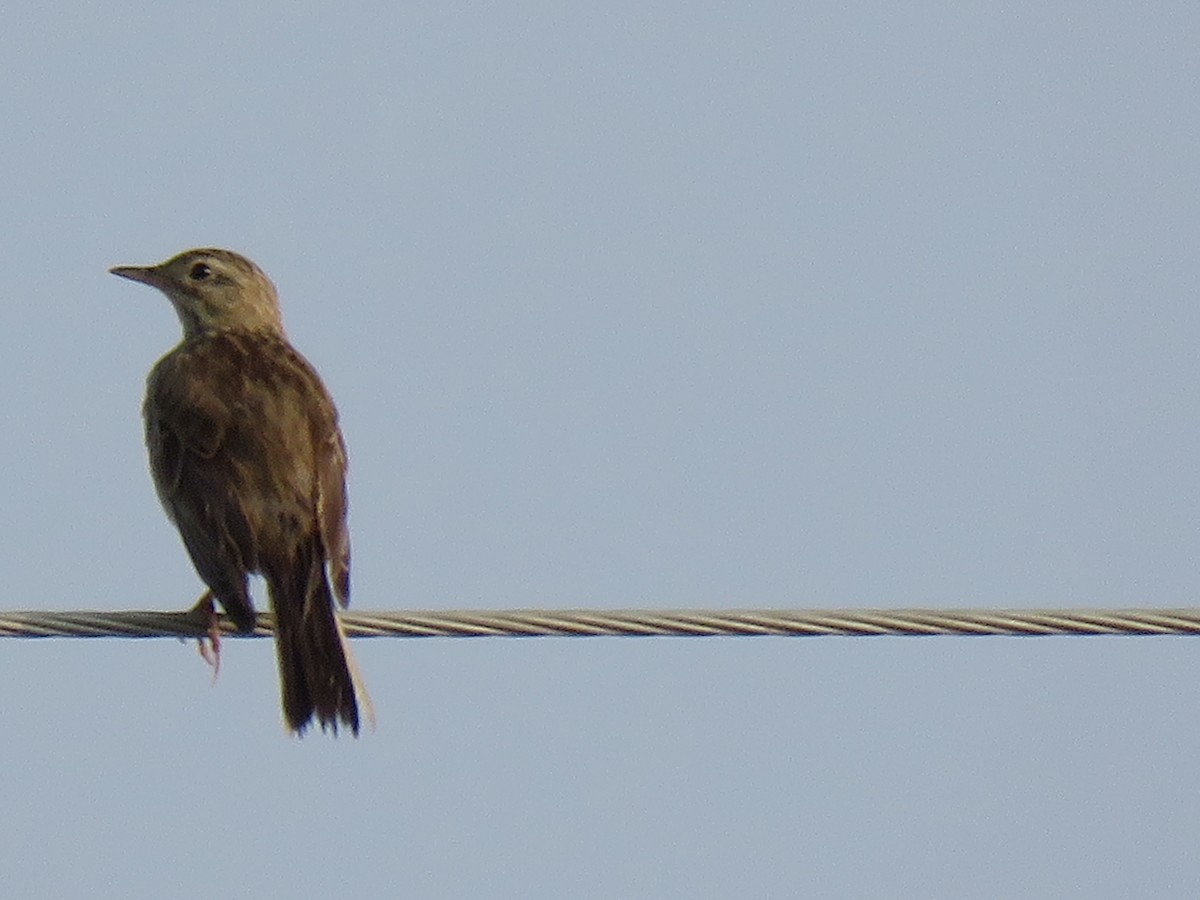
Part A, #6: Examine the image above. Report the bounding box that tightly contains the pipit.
[110,248,370,736]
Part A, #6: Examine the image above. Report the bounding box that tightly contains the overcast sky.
[3,2,1200,897]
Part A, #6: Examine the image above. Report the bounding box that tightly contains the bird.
[110,248,370,736]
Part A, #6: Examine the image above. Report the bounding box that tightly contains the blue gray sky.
[3,2,1200,897]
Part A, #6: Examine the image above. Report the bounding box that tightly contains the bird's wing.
[143,343,256,625]
[315,406,352,607]
[256,339,351,607]
[145,388,223,502]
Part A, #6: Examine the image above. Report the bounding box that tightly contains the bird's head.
[110,248,284,337]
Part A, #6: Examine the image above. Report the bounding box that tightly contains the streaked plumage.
[111,248,368,735]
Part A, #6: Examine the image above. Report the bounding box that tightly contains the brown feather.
[115,248,365,735]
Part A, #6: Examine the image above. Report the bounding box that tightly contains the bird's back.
[144,328,350,594]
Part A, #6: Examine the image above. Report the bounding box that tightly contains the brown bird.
[110,248,370,735]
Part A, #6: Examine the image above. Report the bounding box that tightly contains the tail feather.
[267,547,365,736]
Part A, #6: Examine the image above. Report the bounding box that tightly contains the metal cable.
[1,607,1199,639]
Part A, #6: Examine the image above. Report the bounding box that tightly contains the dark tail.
[267,545,364,736]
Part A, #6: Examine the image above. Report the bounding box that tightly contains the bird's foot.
[188,591,222,681]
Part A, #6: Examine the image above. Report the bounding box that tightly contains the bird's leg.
[187,590,222,679]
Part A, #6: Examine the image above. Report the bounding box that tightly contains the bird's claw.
[188,591,222,682]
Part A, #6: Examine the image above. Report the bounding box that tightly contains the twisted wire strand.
[1,608,1199,639]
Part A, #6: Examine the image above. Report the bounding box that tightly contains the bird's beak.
[109,264,166,289]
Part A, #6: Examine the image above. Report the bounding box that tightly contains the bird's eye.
[189,263,212,281]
